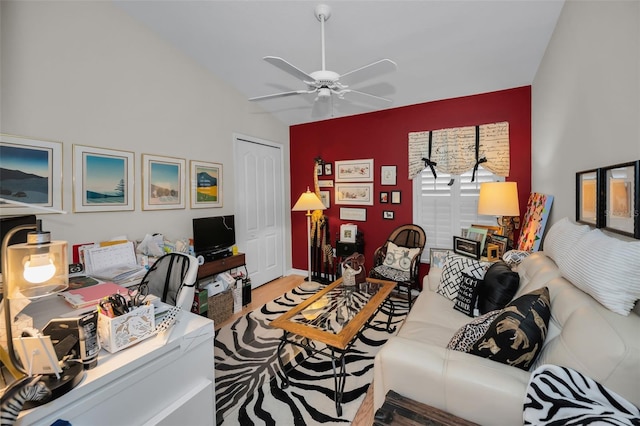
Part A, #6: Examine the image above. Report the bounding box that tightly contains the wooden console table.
[197,252,247,280]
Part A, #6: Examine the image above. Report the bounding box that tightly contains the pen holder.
[98,304,155,353]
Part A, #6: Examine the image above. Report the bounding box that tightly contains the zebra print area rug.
[214,284,409,425]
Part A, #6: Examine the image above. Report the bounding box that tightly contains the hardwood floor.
[214,274,375,425]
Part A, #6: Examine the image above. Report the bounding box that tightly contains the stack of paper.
[82,241,146,283]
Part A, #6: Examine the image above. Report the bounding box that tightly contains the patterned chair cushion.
[371,265,410,282]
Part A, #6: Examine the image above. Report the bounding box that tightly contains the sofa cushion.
[542,217,590,266]
[453,273,482,317]
[469,287,550,371]
[478,260,520,314]
[502,250,530,267]
[383,241,421,272]
[447,309,502,352]
[559,229,640,316]
[372,264,410,282]
[437,254,489,300]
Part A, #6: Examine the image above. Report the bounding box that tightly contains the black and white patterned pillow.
[453,273,482,317]
[437,254,489,300]
[447,309,502,352]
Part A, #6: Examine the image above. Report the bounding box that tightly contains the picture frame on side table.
[601,161,639,239]
[73,145,135,213]
[576,168,600,227]
[0,134,63,215]
[142,154,186,210]
[335,159,374,182]
[190,160,223,208]
[381,165,397,185]
[466,226,488,253]
[453,236,481,260]
[383,210,394,220]
[489,234,509,258]
[430,248,451,269]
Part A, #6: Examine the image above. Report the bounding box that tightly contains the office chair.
[139,252,198,311]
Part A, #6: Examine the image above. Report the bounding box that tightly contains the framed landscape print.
[73,145,135,213]
[0,134,63,215]
[142,154,186,210]
[335,159,374,182]
[601,161,639,238]
[335,182,374,205]
[190,160,223,208]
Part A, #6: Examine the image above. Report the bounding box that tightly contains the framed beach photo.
[73,145,134,213]
[0,134,63,215]
[190,160,223,208]
[601,161,639,238]
[142,154,186,210]
[576,168,600,227]
[335,159,374,182]
[335,182,374,205]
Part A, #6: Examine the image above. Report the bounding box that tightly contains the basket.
[208,288,233,325]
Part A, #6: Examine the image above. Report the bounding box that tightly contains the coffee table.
[270,277,397,416]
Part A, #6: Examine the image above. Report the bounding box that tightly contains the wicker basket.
[208,289,233,325]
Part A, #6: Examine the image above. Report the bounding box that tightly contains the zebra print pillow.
[524,364,640,425]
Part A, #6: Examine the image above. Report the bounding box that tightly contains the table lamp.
[478,182,520,249]
[292,187,326,291]
[1,219,84,409]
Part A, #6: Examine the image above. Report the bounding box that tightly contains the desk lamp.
[478,182,521,250]
[292,187,327,291]
[1,220,84,408]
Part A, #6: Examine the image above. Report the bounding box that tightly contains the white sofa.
[373,222,640,425]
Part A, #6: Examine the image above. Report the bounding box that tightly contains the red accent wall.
[290,86,531,282]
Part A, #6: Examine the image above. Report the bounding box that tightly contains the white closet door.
[234,135,284,288]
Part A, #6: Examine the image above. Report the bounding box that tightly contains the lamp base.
[22,363,85,410]
[299,279,321,292]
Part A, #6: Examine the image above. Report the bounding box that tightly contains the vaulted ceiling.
[115,1,565,126]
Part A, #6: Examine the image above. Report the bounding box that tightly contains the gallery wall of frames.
[576,160,640,239]
[0,134,223,216]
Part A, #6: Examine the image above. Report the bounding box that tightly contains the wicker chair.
[369,224,426,307]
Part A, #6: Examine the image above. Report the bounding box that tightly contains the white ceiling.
[114,0,565,126]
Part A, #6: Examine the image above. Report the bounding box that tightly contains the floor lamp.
[478,182,521,250]
[292,187,327,291]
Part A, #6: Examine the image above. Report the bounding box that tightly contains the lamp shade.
[292,188,326,212]
[478,182,520,217]
[6,240,68,299]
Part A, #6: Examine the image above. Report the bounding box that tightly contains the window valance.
[408,121,510,180]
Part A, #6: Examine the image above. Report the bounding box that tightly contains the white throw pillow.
[560,229,640,316]
[437,253,489,300]
[543,217,591,267]
[383,241,420,272]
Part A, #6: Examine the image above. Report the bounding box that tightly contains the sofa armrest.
[373,336,531,426]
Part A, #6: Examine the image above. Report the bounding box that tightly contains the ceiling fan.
[249,4,397,116]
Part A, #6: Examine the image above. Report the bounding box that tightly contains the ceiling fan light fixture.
[318,87,331,98]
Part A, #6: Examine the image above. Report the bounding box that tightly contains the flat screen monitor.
[192,215,236,256]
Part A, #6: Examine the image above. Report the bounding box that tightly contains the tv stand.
[201,249,232,262]
[197,253,251,306]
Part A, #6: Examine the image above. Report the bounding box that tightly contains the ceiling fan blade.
[263,56,315,82]
[339,59,397,86]
[341,89,393,104]
[249,89,316,101]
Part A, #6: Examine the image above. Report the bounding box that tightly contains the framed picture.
[461,227,469,238]
[453,236,481,260]
[335,182,374,205]
[383,210,394,220]
[391,191,401,204]
[324,163,333,176]
[316,162,324,176]
[335,159,374,182]
[490,234,509,257]
[142,154,186,210]
[339,207,367,221]
[73,145,135,213]
[380,192,389,203]
[601,161,639,238]
[381,165,397,185]
[319,190,330,208]
[190,160,223,208]
[576,168,600,226]
[471,224,503,236]
[340,224,357,242]
[466,226,488,253]
[318,180,334,188]
[0,134,63,215]
[429,248,451,269]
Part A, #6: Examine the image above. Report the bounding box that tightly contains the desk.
[16,294,215,425]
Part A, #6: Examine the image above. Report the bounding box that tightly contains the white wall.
[1,1,291,265]
[532,0,640,226]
